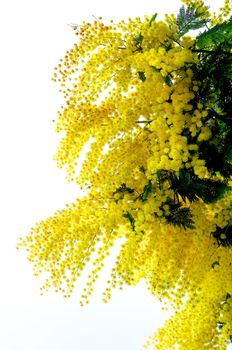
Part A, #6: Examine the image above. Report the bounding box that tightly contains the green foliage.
[138,71,146,82]
[138,180,153,202]
[225,146,232,164]
[221,55,232,79]
[149,13,157,26]
[193,179,230,204]
[157,169,230,204]
[164,75,173,86]
[188,18,232,207]
[18,7,232,350]
[122,18,232,238]
[162,199,194,229]
[133,32,144,52]
[114,183,134,195]
[176,5,208,37]
[113,183,135,202]
[212,225,232,247]
[150,66,161,73]
[196,17,232,50]
[155,168,231,230]
[195,56,232,177]
[198,141,232,179]
[194,19,232,106]
[123,211,135,231]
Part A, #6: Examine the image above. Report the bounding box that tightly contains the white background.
[0,0,231,349]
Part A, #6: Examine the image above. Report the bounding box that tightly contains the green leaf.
[169,170,200,203]
[113,183,135,195]
[225,146,232,164]
[159,169,231,204]
[190,179,230,204]
[133,33,144,46]
[138,71,146,82]
[196,17,232,50]
[198,137,232,179]
[139,166,146,173]
[150,65,161,73]
[176,5,208,37]
[157,170,170,187]
[222,56,232,79]
[123,211,135,231]
[113,183,135,202]
[179,169,191,184]
[163,199,194,229]
[149,13,157,26]
[164,75,172,86]
[139,180,153,202]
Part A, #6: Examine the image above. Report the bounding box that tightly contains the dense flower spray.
[18,0,232,348]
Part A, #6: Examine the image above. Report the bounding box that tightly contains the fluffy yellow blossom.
[18,3,232,350]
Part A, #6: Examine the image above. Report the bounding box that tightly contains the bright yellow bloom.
[18,4,232,350]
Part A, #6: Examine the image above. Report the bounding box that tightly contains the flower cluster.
[18,0,232,348]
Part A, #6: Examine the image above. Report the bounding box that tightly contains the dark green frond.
[138,71,146,82]
[199,142,232,179]
[139,166,146,173]
[149,13,157,26]
[192,179,230,204]
[133,32,144,52]
[161,198,194,229]
[212,225,232,247]
[164,75,172,86]
[150,66,161,73]
[113,183,135,202]
[170,169,198,203]
[139,180,153,202]
[164,201,194,229]
[196,17,232,50]
[113,183,135,195]
[157,170,170,188]
[158,169,230,204]
[123,211,135,231]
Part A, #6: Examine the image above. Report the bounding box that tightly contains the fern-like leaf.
[139,180,153,202]
[176,5,208,37]
[123,211,135,231]
[163,199,194,229]
[196,17,232,50]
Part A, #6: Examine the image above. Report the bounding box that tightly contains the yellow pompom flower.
[18,4,232,350]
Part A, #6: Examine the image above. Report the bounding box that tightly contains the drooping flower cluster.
[18,0,232,348]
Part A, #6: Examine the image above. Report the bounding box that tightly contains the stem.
[136,120,152,124]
